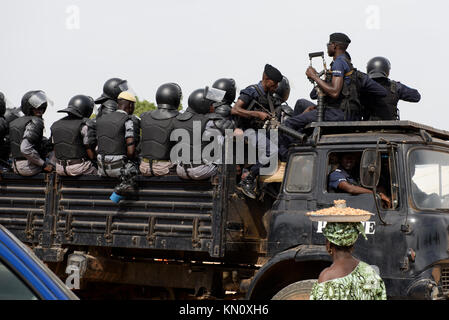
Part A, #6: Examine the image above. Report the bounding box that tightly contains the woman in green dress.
[310,222,387,300]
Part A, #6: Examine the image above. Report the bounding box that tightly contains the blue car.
[0,224,78,300]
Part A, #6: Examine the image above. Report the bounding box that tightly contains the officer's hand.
[255,111,270,121]
[305,67,318,80]
[43,164,54,173]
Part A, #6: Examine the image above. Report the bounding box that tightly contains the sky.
[1,0,449,135]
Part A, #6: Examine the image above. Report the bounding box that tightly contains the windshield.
[409,149,449,210]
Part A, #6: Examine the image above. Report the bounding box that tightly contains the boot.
[238,173,257,199]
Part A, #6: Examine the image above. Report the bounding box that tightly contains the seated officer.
[9,90,54,176]
[140,83,182,176]
[328,152,391,208]
[50,95,97,176]
[96,91,140,178]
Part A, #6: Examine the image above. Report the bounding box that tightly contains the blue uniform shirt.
[328,167,358,192]
[238,81,266,107]
[396,81,421,102]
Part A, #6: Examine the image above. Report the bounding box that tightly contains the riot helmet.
[273,76,290,103]
[4,108,23,124]
[20,90,50,116]
[95,78,129,104]
[187,88,212,114]
[156,83,182,110]
[367,56,391,79]
[58,95,95,118]
[212,78,236,103]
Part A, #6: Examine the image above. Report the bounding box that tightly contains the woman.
[310,222,387,300]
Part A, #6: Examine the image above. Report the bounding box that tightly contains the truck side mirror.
[360,149,381,188]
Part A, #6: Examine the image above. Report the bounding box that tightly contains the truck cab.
[247,121,449,300]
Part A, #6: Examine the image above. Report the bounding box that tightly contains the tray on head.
[307,213,374,222]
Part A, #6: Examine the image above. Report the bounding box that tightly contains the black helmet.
[95,78,129,104]
[212,78,236,103]
[0,92,6,117]
[20,90,49,116]
[188,88,212,114]
[273,76,290,103]
[156,83,182,110]
[58,95,95,118]
[367,56,391,79]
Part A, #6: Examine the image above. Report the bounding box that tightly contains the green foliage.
[134,96,157,116]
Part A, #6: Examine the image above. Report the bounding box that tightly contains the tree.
[134,96,157,116]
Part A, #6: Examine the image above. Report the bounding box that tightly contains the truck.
[0,120,448,300]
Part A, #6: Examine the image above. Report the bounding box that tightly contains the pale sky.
[1,0,448,135]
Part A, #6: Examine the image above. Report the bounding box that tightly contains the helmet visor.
[205,86,226,103]
[28,91,53,109]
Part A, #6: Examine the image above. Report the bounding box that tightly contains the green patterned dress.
[310,261,387,300]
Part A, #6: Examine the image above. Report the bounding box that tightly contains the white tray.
[307,213,373,222]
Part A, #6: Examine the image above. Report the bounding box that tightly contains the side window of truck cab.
[325,150,400,210]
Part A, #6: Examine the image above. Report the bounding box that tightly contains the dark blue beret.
[264,64,283,83]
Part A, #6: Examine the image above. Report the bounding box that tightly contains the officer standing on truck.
[50,95,97,176]
[0,93,10,171]
[172,88,217,180]
[9,90,54,176]
[207,78,237,137]
[231,64,283,199]
[96,91,140,178]
[139,83,182,176]
[362,56,421,120]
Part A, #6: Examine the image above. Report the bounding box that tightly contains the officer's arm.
[308,70,344,99]
[126,137,136,160]
[338,181,391,208]
[398,83,421,102]
[231,99,269,120]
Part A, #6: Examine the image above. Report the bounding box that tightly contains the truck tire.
[271,279,317,300]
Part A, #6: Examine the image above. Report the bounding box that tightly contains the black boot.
[238,173,257,199]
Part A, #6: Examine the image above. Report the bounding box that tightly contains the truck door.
[314,147,408,290]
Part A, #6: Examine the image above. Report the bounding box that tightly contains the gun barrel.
[278,124,306,141]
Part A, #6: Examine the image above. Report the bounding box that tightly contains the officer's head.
[21,90,49,118]
[58,95,95,119]
[188,88,213,114]
[327,33,351,57]
[212,78,236,104]
[339,152,358,171]
[156,83,182,110]
[117,91,136,115]
[262,64,283,93]
[95,78,129,104]
[367,56,391,79]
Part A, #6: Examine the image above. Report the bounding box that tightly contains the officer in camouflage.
[50,95,97,176]
[96,91,140,178]
[139,83,182,176]
[172,88,217,180]
[363,56,421,120]
[9,90,54,176]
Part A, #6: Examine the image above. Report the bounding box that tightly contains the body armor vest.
[172,113,209,164]
[324,57,362,120]
[140,111,177,160]
[9,116,43,159]
[363,80,399,120]
[96,112,129,156]
[51,117,87,160]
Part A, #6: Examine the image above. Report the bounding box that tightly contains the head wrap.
[264,64,283,83]
[329,32,351,45]
[323,222,367,247]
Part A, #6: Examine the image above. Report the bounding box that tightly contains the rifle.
[308,51,329,122]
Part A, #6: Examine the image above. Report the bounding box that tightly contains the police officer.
[207,78,237,135]
[139,83,182,176]
[231,64,283,199]
[0,93,10,170]
[9,90,54,176]
[363,56,421,120]
[272,76,294,123]
[86,78,131,151]
[50,95,97,176]
[172,88,217,180]
[96,91,140,178]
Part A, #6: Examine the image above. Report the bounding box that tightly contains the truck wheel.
[271,279,317,300]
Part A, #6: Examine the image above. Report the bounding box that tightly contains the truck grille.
[442,266,449,295]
